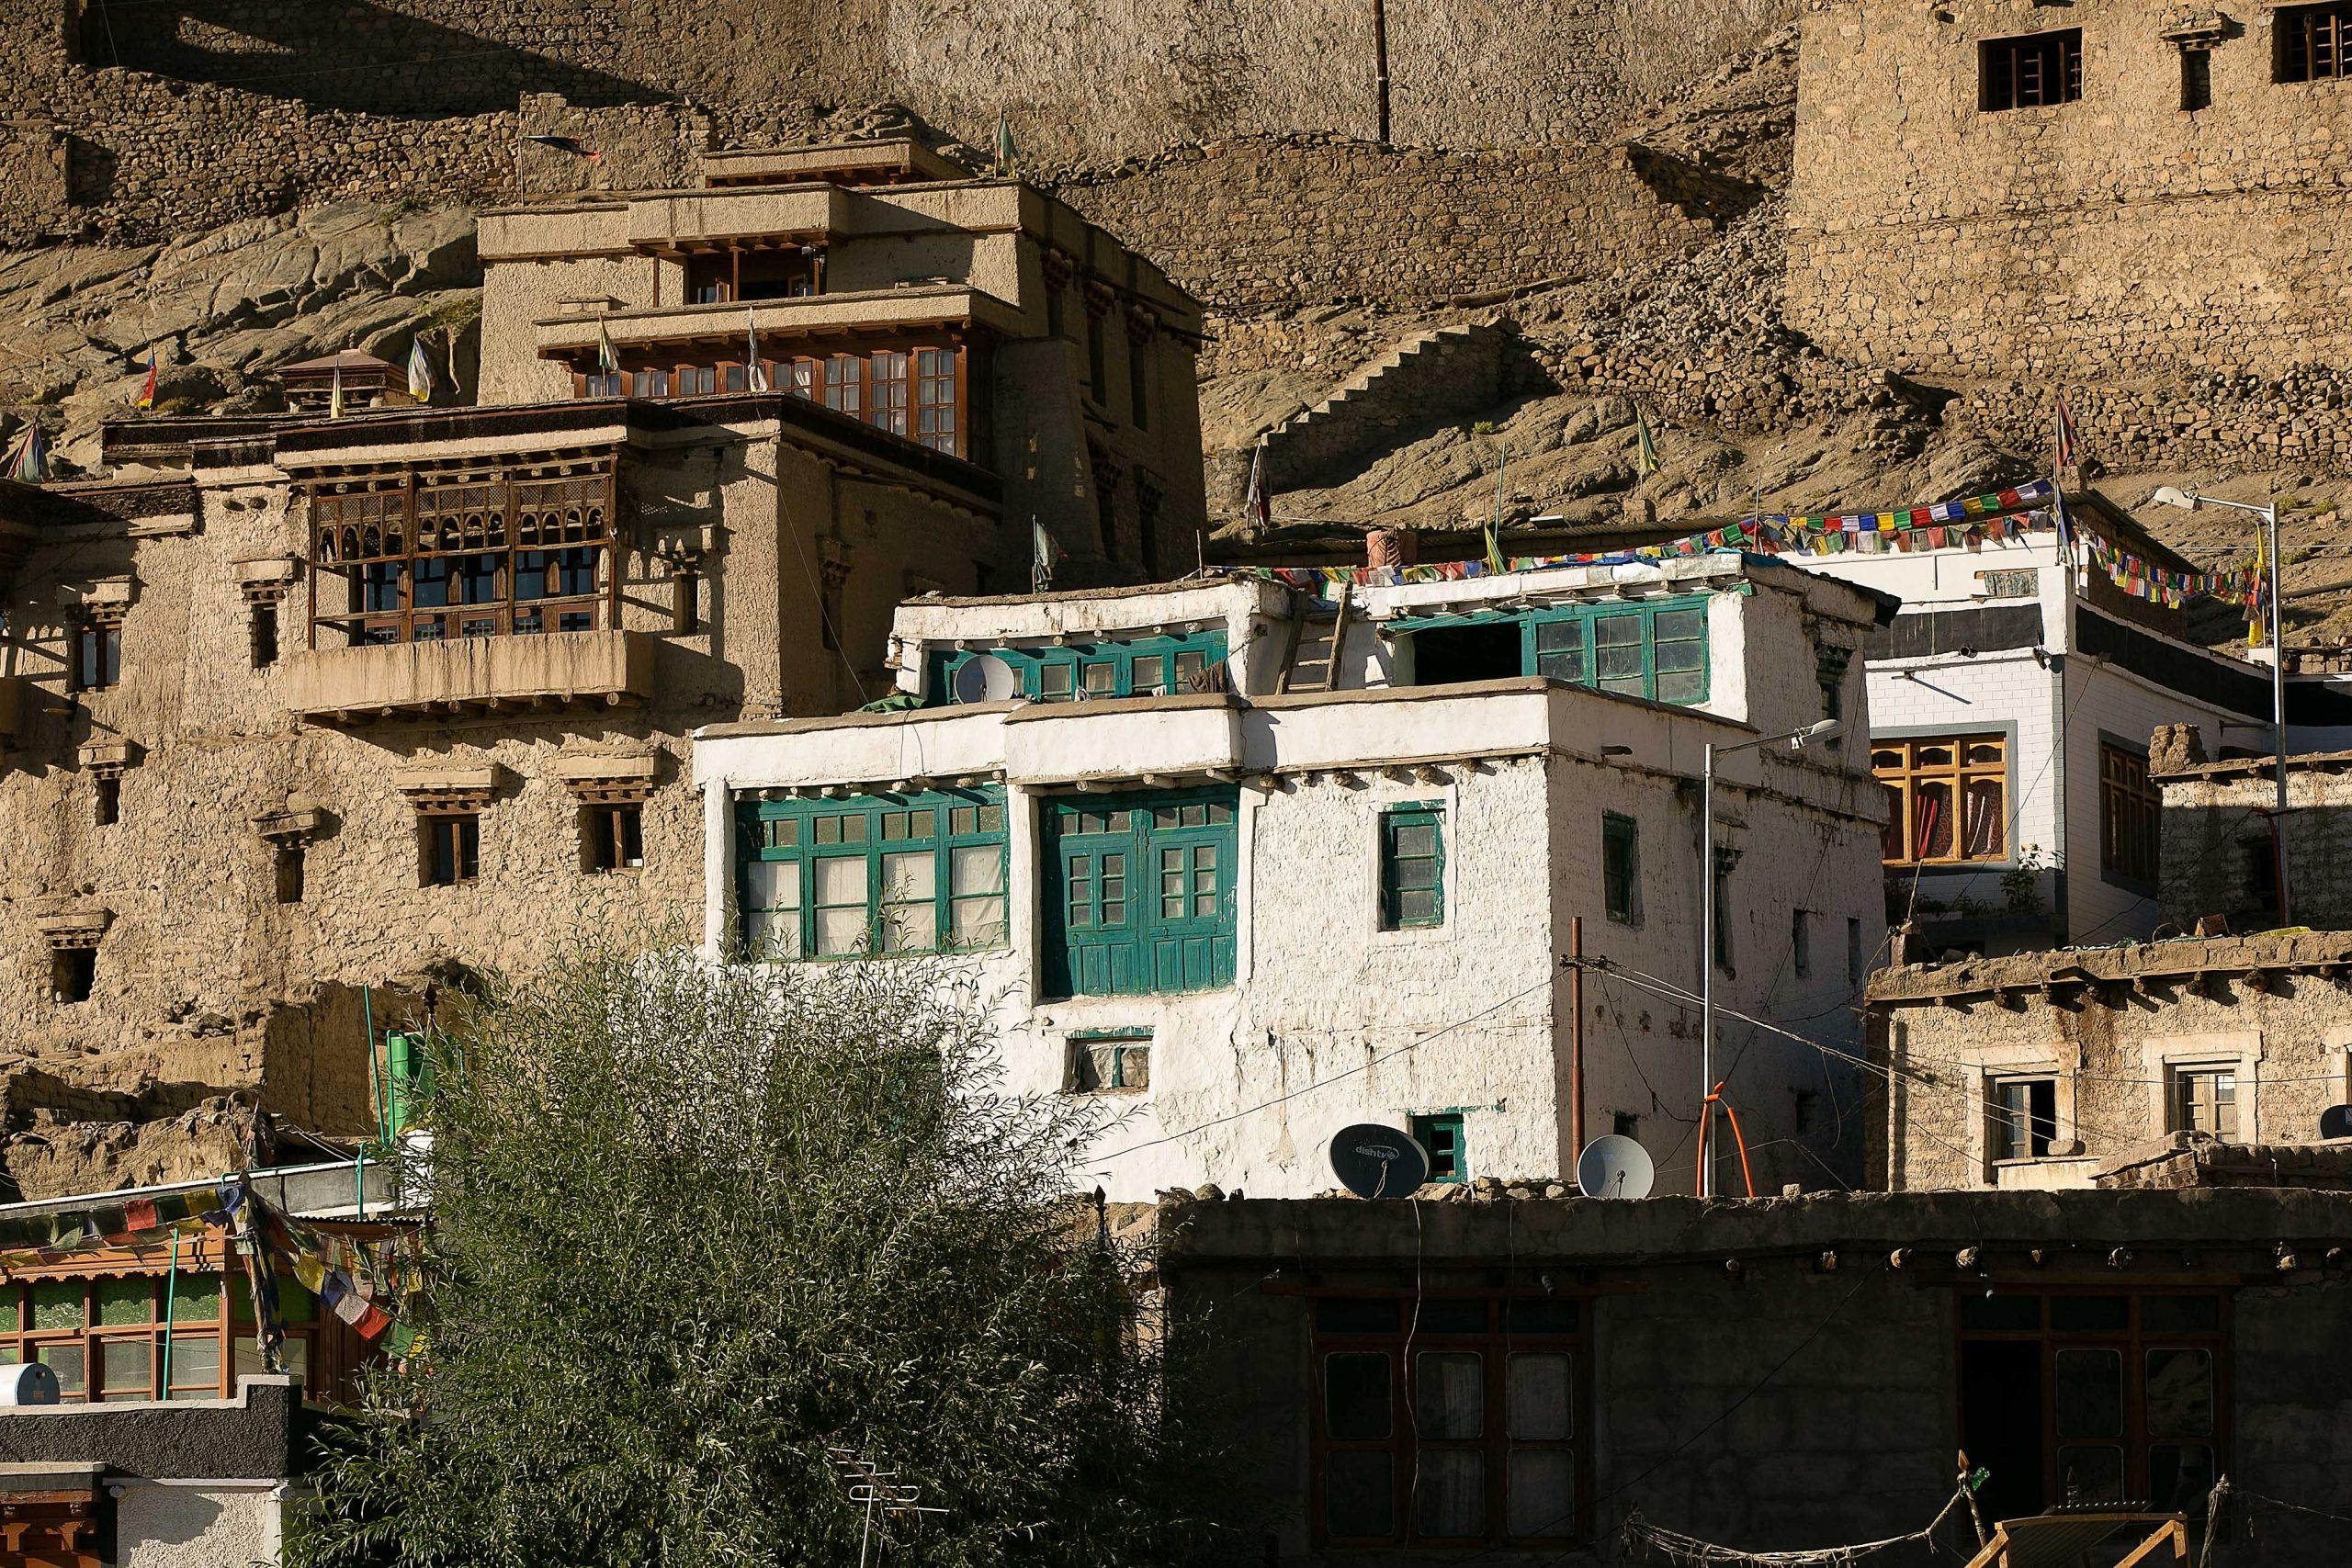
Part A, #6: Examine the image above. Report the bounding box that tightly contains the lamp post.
[1700,717,1842,1198]
[2150,487,2289,925]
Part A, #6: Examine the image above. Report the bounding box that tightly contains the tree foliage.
[293,942,1224,1567]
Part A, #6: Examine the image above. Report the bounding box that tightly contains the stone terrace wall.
[1958,371,2352,478]
[1787,0,2352,379]
[1063,138,1748,314]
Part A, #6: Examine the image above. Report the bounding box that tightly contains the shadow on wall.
[76,0,660,116]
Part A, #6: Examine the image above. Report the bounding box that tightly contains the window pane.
[815,856,868,905]
[1416,1450,1485,1537]
[1914,781,1955,858]
[96,1280,150,1326]
[1135,655,1167,694]
[1324,1352,1392,1439]
[1417,1352,1484,1439]
[2149,1444,2216,1516]
[167,1335,220,1396]
[31,1281,82,1331]
[1325,1450,1394,1540]
[2141,1295,2222,1333]
[1652,607,1703,645]
[747,906,802,961]
[1508,1450,1574,1538]
[882,902,936,954]
[1393,823,1436,859]
[100,1337,153,1400]
[1316,1299,1400,1334]
[2050,1295,2129,1332]
[1962,777,2005,856]
[1398,889,1440,923]
[2055,1348,2122,1438]
[2056,1444,2124,1505]
[1417,1300,1487,1334]
[1506,1299,1580,1334]
[950,897,1006,949]
[881,850,936,902]
[951,844,1003,897]
[1508,1353,1572,1439]
[39,1342,85,1396]
[2145,1348,2213,1437]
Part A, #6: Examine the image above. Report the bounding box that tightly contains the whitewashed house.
[1790,491,2352,953]
[692,558,1894,1199]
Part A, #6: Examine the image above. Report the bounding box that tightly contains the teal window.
[1044,787,1238,998]
[1601,815,1638,926]
[1379,803,1446,929]
[1411,1112,1467,1183]
[1070,1030,1151,1092]
[1396,595,1713,705]
[929,631,1227,705]
[736,787,1009,961]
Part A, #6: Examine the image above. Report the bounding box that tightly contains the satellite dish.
[1576,1134,1656,1200]
[951,653,1020,705]
[0,1362,60,1406]
[2322,1104,2352,1141]
[1329,1123,1431,1199]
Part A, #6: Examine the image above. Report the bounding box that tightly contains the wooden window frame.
[1069,1029,1151,1093]
[931,632,1229,705]
[1395,594,1713,706]
[1042,787,1238,999]
[1955,1287,2228,1522]
[1379,802,1447,931]
[2099,741,2160,886]
[1980,28,2084,110]
[582,801,645,874]
[1872,734,2009,868]
[0,1269,340,1405]
[304,467,618,650]
[1308,1292,1589,1551]
[2277,0,2352,81]
[574,338,967,457]
[2169,1066,2239,1138]
[420,811,481,888]
[1990,1074,2060,1162]
[73,616,122,693]
[736,787,1009,963]
[1409,1111,1467,1182]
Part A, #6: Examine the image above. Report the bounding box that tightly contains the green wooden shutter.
[1044,787,1238,998]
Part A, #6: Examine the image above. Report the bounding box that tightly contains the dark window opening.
[1087,311,1108,403]
[2277,0,2352,81]
[2180,47,2213,110]
[1412,623,1521,686]
[1602,813,1639,927]
[1792,908,1812,976]
[673,570,700,636]
[51,947,95,1004]
[93,775,119,828]
[421,814,481,887]
[1612,1111,1639,1139]
[1993,1077,2059,1162]
[582,803,645,874]
[1980,28,2083,110]
[1712,850,1736,976]
[1128,338,1150,429]
[1848,916,1865,985]
[275,842,306,905]
[1411,1112,1466,1183]
[249,600,279,669]
[2245,838,2280,918]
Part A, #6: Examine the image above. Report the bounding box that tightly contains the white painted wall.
[119,1479,285,1568]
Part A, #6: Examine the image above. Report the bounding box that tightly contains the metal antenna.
[831,1446,947,1564]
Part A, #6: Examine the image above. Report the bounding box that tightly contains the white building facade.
[1791,501,2334,954]
[692,558,1893,1200]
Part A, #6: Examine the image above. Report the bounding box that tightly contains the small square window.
[421,813,481,887]
[1980,28,2082,111]
[1071,1034,1150,1092]
[582,803,644,873]
[1411,1112,1466,1183]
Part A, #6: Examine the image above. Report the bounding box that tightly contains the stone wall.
[1866,933,2352,1191]
[1065,138,1748,314]
[1788,0,2352,379]
[2157,753,2352,931]
[1957,371,2352,479]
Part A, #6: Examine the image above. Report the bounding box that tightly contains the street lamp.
[1700,716,1842,1198]
[2150,486,2288,925]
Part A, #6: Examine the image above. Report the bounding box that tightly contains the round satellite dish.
[2322,1104,2352,1141]
[1329,1123,1431,1199]
[0,1361,60,1406]
[1576,1134,1656,1200]
[951,653,1020,705]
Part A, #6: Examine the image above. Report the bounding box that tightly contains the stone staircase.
[1260,323,1503,492]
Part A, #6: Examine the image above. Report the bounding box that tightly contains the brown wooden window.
[306,471,616,649]
[421,812,481,887]
[676,365,717,396]
[582,802,644,873]
[2170,1066,2237,1138]
[914,348,958,453]
[2099,743,2159,885]
[1873,735,2007,866]
[1310,1295,1585,1549]
[0,1267,345,1404]
[581,344,964,457]
[73,619,121,692]
[2278,0,2352,80]
[1958,1289,2224,1528]
[868,350,911,437]
[1991,1075,2058,1162]
[1981,28,2082,110]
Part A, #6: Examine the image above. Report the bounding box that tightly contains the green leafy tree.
[293,942,1224,1567]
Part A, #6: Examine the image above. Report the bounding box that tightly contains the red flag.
[136,350,157,411]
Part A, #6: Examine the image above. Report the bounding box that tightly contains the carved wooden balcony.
[283,628,658,727]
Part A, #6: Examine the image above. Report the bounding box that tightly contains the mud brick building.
[1789,0,2352,379]
[0,138,1204,1198]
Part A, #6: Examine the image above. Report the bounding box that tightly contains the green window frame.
[1601,814,1638,926]
[1069,1029,1152,1093]
[1410,1111,1467,1183]
[929,631,1228,705]
[1043,786,1238,998]
[1395,594,1713,705]
[1379,803,1446,930]
[736,786,1009,961]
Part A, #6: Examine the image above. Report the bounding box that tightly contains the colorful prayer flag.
[329,363,346,420]
[2054,389,2081,474]
[596,316,620,379]
[6,422,50,482]
[1244,441,1272,530]
[743,308,770,393]
[136,348,157,411]
[1634,405,1660,478]
[1032,518,1060,592]
[996,109,1016,177]
[406,337,434,403]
